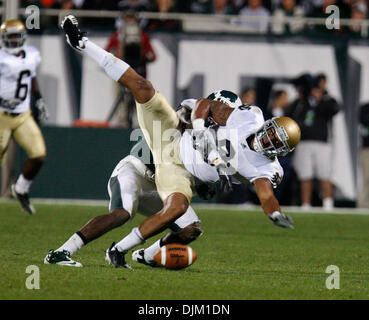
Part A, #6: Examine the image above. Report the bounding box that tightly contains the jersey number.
[238,104,251,111]
[218,139,236,160]
[15,70,31,101]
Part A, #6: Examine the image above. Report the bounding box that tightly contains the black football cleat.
[60,15,87,51]
[11,184,35,215]
[105,242,131,269]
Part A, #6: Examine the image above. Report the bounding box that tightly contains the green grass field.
[1,201,369,300]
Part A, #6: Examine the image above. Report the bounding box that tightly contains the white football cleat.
[132,249,160,267]
[44,249,82,267]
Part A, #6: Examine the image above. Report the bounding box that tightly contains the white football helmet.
[207,90,243,108]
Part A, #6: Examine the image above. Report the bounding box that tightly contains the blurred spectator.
[272,0,305,34]
[106,11,156,78]
[349,1,368,34]
[191,0,209,13]
[359,102,369,208]
[40,0,56,7]
[147,0,182,31]
[191,0,237,14]
[287,74,340,210]
[316,72,328,93]
[233,0,247,11]
[206,0,237,14]
[239,0,271,32]
[106,11,156,128]
[240,87,256,105]
[265,89,289,118]
[118,0,151,12]
[116,1,151,28]
[52,0,76,9]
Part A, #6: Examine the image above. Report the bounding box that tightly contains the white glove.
[145,168,155,182]
[192,128,218,162]
[180,98,197,110]
[35,98,49,121]
[0,97,22,110]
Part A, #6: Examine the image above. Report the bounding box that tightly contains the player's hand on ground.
[268,212,294,229]
[60,15,87,51]
[0,97,22,110]
[35,98,49,121]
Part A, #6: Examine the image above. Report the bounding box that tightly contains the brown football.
[154,244,197,270]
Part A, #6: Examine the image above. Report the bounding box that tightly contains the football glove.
[195,182,216,200]
[268,212,294,229]
[0,97,22,110]
[192,127,218,162]
[35,98,49,121]
[211,157,233,193]
[180,98,197,110]
[60,15,88,51]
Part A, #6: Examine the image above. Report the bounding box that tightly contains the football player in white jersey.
[0,19,49,214]
[44,138,210,267]
[61,16,300,268]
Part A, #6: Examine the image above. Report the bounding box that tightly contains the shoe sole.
[44,257,82,267]
[11,185,36,215]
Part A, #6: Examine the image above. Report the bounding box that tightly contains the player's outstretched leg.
[44,208,130,267]
[60,15,154,104]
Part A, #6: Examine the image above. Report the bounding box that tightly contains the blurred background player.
[0,19,48,214]
[288,73,340,210]
[240,87,256,105]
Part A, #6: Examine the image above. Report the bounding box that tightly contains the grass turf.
[1,202,369,300]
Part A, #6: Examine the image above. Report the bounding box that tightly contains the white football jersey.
[0,46,41,113]
[180,104,284,187]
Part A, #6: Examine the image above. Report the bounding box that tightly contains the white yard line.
[1,198,369,215]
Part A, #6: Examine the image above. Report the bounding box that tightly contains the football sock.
[83,40,130,81]
[14,174,32,194]
[57,233,84,255]
[301,203,312,210]
[323,197,334,210]
[144,239,161,262]
[114,227,144,253]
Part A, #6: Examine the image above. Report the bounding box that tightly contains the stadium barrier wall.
[13,126,211,203]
